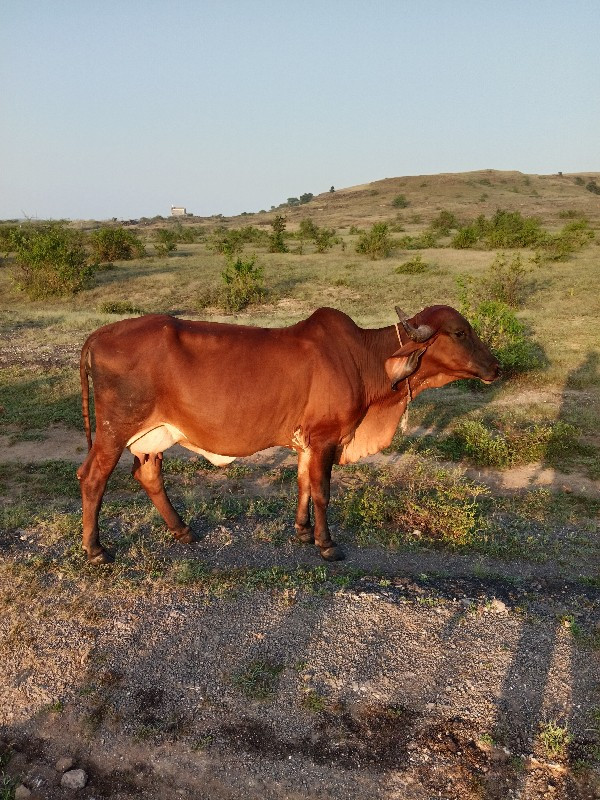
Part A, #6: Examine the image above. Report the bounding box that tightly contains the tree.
[269,215,288,253]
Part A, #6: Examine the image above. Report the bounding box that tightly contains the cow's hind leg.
[132,453,194,544]
[294,449,314,543]
[77,443,123,564]
[308,444,345,562]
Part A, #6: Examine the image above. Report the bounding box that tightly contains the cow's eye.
[455,330,466,339]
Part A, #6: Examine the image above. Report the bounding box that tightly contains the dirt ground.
[1,428,599,800]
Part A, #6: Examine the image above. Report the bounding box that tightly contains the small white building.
[171,206,187,216]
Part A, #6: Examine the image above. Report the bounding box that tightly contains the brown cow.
[77,305,499,564]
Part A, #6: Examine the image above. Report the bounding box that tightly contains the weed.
[302,690,329,712]
[538,720,571,758]
[231,659,283,700]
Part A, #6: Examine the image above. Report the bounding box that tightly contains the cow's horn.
[395,306,434,343]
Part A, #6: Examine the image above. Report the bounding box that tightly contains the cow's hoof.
[174,526,195,544]
[319,543,345,562]
[295,526,315,544]
[87,549,114,565]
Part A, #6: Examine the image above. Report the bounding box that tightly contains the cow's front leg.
[132,453,194,544]
[294,449,314,543]
[308,444,345,561]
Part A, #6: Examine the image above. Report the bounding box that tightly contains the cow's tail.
[80,341,93,451]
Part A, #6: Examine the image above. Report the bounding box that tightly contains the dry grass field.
[0,170,599,799]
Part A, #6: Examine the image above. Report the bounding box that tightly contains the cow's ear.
[385,342,426,390]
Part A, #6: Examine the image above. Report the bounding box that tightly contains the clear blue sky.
[1,0,598,220]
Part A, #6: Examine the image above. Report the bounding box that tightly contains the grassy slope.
[0,168,599,573]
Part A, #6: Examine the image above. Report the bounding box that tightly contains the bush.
[429,210,460,235]
[392,194,410,208]
[298,218,318,239]
[452,209,544,249]
[535,219,594,262]
[90,226,145,262]
[451,225,479,249]
[154,228,178,256]
[396,230,438,250]
[9,223,95,299]
[220,255,265,312]
[356,222,395,259]
[314,228,338,253]
[479,252,529,308]
[395,254,429,274]
[585,179,600,195]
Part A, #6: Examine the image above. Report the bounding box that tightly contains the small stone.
[56,757,75,773]
[15,786,32,800]
[61,769,88,790]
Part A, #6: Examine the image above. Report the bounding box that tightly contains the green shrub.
[395,254,429,274]
[585,179,600,195]
[452,209,544,249]
[154,228,178,256]
[10,223,95,299]
[298,218,318,239]
[268,215,288,253]
[314,227,338,253]
[466,300,542,374]
[99,301,144,315]
[535,219,594,262]
[356,222,395,259]
[397,231,438,250]
[451,225,479,249]
[430,210,460,235]
[481,252,529,308]
[90,226,145,262]
[392,194,410,208]
[220,255,265,312]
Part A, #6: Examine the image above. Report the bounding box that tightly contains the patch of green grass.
[0,367,83,432]
[436,418,587,469]
[336,458,489,549]
[231,659,283,700]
